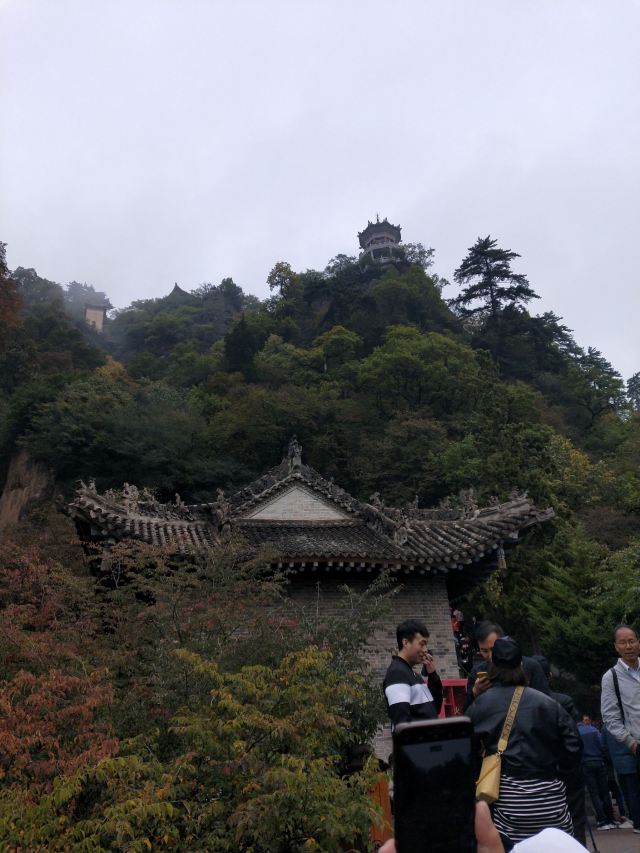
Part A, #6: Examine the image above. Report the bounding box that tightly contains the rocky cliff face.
[0,451,53,532]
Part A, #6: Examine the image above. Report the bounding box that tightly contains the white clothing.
[513,827,587,851]
[619,657,640,683]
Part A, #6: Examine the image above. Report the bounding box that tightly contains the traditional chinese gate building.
[70,439,553,688]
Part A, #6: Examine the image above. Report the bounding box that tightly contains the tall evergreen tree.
[451,235,539,318]
[0,242,23,351]
[628,372,640,411]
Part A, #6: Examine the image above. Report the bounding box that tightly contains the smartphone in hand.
[393,717,476,853]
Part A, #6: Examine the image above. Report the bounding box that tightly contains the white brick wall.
[286,571,459,759]
[247,486,349,520]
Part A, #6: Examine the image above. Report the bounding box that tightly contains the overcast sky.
[2,0,638,378]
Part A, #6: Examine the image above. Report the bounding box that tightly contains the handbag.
[476,686,524,804]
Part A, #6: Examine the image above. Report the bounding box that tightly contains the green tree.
[19,371,221,498]
[371,266,457,334]
[451,236,539,319]
[12,266,64,308]
[223,312,270,378]
[402,242,435,270]
[359,326,482,415]
[524,529,640,686]
[565,348,627,430]
[254,334,319,386]
[0,243,23,352]
[267,261,300,300]
[313,325,362,373]
[324,254,357,275]
[627,372,640,411]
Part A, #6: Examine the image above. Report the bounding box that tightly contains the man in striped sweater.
[383,618,443,729]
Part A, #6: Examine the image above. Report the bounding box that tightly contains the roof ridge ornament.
[286,435,303,471]
[509,488,528,501]
[394,514,410,546]
[459,487,479,519]
[369,492,384,511]
[122,482,140,513]
[79,478,97,494]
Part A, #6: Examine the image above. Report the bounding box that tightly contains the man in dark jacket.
[577,716,616,830]
[528,656,585,843]
[382,618,443,730]
[463,622,550,712]
[532,655,581,722]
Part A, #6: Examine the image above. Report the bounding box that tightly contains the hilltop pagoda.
[358,216,404,266]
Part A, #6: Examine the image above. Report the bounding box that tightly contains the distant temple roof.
[158,282,199,307]
[69,439,553,593]
[358,217,402,250]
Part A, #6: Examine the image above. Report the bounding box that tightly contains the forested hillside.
[0,235,639,848]
[2,236,639,659]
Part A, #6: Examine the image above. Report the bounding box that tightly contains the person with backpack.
[600,623,640,834]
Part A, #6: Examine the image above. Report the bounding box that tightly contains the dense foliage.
[0,234,638,846]
[0,513,389,850]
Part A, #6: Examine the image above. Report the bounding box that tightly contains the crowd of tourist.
[382,618,640,851]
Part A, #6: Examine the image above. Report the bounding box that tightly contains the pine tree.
[451,235,539,319]
[628,372,640,411]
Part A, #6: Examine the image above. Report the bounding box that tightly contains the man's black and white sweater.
[383,656,443,729]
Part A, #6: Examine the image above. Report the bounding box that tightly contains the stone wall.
[0,451,53,532]
[287,571,459,758]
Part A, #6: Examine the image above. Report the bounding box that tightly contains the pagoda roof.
[69,438,553,589]
[358,217,402,248]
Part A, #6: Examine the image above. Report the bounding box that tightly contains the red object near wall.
[370,776,394,848]
[439,677,468,718]
[369,678,469,848]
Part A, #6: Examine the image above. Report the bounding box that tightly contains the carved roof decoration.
[69,438,554,589]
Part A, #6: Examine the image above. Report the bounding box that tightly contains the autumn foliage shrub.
[0,541,116,791]
[0,647,382,851]
[0,526,387,851]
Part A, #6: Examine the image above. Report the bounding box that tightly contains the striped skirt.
[491,774,573,845]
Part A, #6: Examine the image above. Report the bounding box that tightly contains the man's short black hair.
[396,619,429,650]
[614,624,639,641]
[475,621,505,643]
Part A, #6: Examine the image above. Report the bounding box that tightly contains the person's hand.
[631,740,638,754]
[422,651,436,674]
[379,801,504,853]
[473,674,491,698]
[475,800,505,853]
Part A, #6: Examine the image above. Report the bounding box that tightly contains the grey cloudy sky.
[2,0,638,378]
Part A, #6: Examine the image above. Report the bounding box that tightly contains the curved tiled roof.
[236,520,405,561]
[400,497,553,568]
[69,486,216,552]
[68,440,554,582]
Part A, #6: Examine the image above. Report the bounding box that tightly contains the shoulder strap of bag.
[497,686,524,755]
[611,667,626,724]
